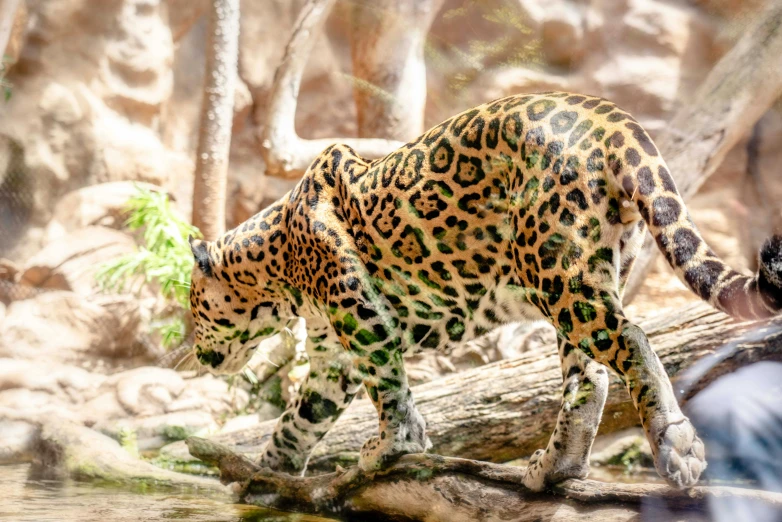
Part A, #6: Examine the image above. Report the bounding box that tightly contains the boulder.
[20,226,137,294]
[0,291,144,364]
[83,367,248,448]
[0,358,251,459]
[0,418,38,464]
[0,258,20,282]
[43,181,165,243]
[0,0,183,229]
[96,411,220,451]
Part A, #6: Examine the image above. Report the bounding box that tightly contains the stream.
[0,464,334,522]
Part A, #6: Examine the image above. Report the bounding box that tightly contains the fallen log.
[161,302,782,472]
[187,437,782,521]
[622,3,782,301]
[26,417,229,493]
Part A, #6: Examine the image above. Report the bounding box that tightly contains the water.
[0,464,335,522]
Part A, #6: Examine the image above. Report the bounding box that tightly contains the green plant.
[1,55,11,101]
[117,427,139,459]
[96,186,200,348]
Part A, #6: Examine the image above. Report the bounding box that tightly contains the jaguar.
[187,91,782,491]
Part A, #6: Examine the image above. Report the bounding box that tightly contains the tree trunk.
[350,0,445,141]
[187,438,782,521]
[0,0,20,61]
[162,302,782,470]
[622,3,782,302]
[191,0,240,240]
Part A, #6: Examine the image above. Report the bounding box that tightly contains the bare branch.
[260,0,405,179]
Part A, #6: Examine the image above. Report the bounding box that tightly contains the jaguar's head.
[188,236,286,375]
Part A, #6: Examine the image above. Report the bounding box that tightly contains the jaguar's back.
[282,92,777,354]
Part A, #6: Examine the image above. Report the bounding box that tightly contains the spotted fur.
[188,91,782,490]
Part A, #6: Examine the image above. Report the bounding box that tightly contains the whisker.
[159,344,189,367]
[173,351,194,372]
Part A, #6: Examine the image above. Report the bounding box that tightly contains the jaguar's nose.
[196,348,225,368]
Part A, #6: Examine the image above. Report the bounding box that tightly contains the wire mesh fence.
[0,138,168,363]
[0,136,32,260]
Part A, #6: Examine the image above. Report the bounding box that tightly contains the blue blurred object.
[686,361,782,522]
[643,361,782,521]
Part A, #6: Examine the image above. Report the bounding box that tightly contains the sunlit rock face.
[0,0,187,260]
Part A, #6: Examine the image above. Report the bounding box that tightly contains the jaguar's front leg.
[522,337,609,491]
[332,305,429,472]
[359,351,429,472]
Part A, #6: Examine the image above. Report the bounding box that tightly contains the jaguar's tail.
[622,157,781,320]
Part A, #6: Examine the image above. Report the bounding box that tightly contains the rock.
[100,0,173,123]
[85,367,248,450]
[109,367,187,417]
[0,358,103,396]
[90,367,247,418]
[43,181,165,243]
[539,2,585,67]
[0,0,182,232]
[20,226,137,294]
[0,388,85,424]
[0,291,144,364]
[0,419,38,464]
[0,258,20,282]
[98,411,219,451]
[0,358,251,457]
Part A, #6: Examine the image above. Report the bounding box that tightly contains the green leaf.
[94,186,202,350]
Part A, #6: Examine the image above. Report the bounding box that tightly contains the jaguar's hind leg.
[522,337,609,491]
[543,291,706,490]
[259,320,362,474]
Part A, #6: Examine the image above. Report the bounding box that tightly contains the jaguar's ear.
[189,235,213,277]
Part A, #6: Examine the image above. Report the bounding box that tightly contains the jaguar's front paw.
[652,418,706,488]
[357,435,427,473]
